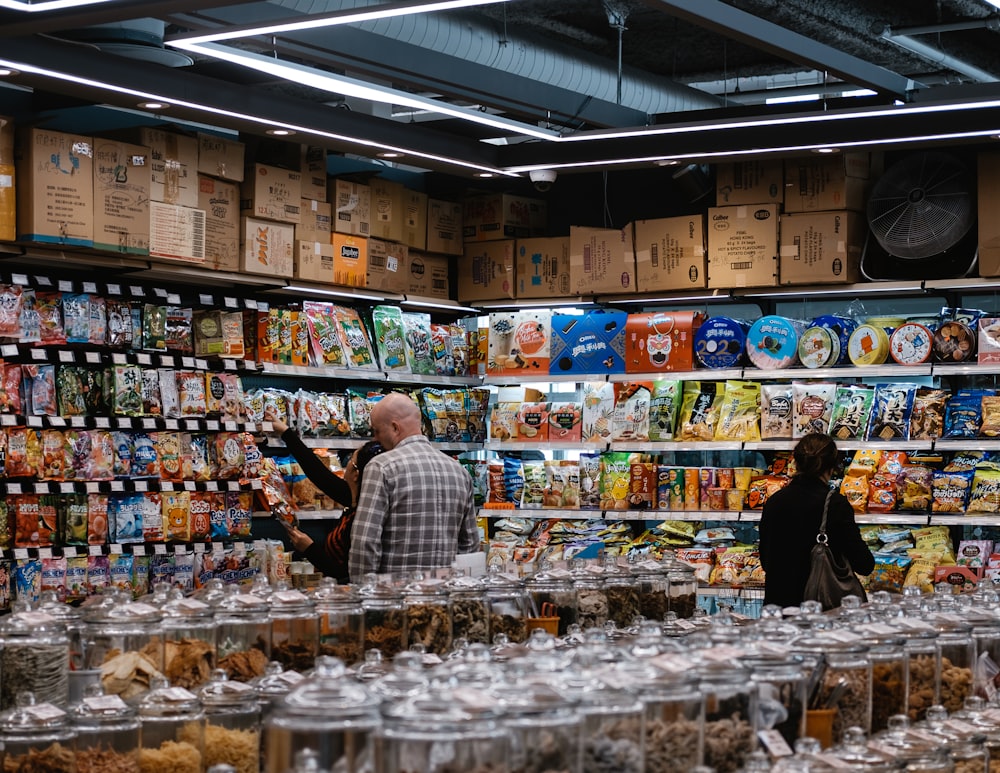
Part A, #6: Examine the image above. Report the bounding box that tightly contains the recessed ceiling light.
[377,151,404,159]
[266,128,296,136]
[137,101,169,110]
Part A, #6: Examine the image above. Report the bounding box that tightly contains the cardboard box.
[297,198,332,243]
[240,216,294,278]
[515,237,570,299]
[403,188,428,251]
[149,202,206,263]
[241,163,301,224]
[332,232,368,287]
[715,160,784,206]
[331,179,371,236]
[707,204,779,288]
[407,251,450,299]
[92,138,151,255]
[293,239,334,283]
[779,210,864,285]
[569,225,636,295]
[198,174,240,272]
[459,240,515,301]
[549,310,627,375]
[632,215,707,291]
[15,128,94,247]
[135,127,199,208]
[0,116,13,242]
[197,133,245,182]
[426,198,463,255]
[300,145,327,201]
[783,153,871,213]
[624,311,705,372]
[463,193,547,241]
[370,178,405,242]
[979,153,1000,277]
[366,237,408,293]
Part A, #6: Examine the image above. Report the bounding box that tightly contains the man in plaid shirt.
[349,391,480,580]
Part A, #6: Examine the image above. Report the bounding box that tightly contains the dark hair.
[354,440,383,479]
[792,433,840,479]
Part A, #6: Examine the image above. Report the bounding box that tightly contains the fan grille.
[866,152,974,260]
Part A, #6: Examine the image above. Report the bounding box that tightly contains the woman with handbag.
[759,433,875,609]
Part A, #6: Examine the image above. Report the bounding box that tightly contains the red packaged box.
[624,311,705,373]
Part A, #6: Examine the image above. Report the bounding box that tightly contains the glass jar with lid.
[602,557,639,630]
[264,656,379,773]
[360,576,407,659]
[571,562,609,631]
[525,564,578,636]
[665,559,698,620]
[0,603,71,710]
[69,685,140,771]
[698,659,758,773]
[267,586,319,672]
[82,595,164,701]
[212,585,271,683]
[932,620,975,714]
[198,669,262,773]
[313,579,365,666]
[793,636,872,744]
[617,658,704,772]
[741,653,807,748]
[484,567,530,644]
[445,574,490,645]
[631,560,669,624]
[0,693,76,772]
[160,589,217,689]
[137,676,205,773]
[402,575,453,656]
[378,684,510,773]
[491,681,581,773]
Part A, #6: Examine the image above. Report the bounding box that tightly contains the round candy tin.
[746,315,801,370]
[811,314,856,365]
[889,322,933,365]
[694,316,746,369]
[933,320,976,362]
[797,326,840,369]
[847,324,890,366]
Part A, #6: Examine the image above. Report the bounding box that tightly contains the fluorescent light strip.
[0,0,114,11]
[171,0,512,45]
[506,128,1000,173]
[169,41,559,142]
[556,97,1000,143]
[284,285,388,302]
[0,57,514,177]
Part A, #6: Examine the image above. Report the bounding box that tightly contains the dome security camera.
[529,169,557,192]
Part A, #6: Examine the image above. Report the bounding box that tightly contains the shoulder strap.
[817,488,835,541]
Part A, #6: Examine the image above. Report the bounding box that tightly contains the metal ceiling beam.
[0,0,259,37]
[641,0,922,99]
[0,35,504,176]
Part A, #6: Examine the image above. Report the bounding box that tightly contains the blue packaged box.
[549,311,627,375]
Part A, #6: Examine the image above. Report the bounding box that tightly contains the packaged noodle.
[714,380,761,441]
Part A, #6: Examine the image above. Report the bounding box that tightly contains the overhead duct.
[59,18,193,68]
[268,0,722,116]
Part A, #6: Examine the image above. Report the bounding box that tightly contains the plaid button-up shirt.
[349,435,479,580]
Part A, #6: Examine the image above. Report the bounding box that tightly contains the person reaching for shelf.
[267,414,382,584]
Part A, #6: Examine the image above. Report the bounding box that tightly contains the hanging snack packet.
[714,380,761,441]
[760,383,794,440]
[866,383,918,441]
[829,385,875,440]
[678,381,724,442]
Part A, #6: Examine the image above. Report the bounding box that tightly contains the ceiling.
[1,0,1000,179]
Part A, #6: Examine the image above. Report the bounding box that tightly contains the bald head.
[370,392,422,450]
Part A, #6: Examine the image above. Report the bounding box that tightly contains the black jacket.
[758,476,875,608]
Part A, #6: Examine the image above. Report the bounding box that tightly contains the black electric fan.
[860,151,978,280]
